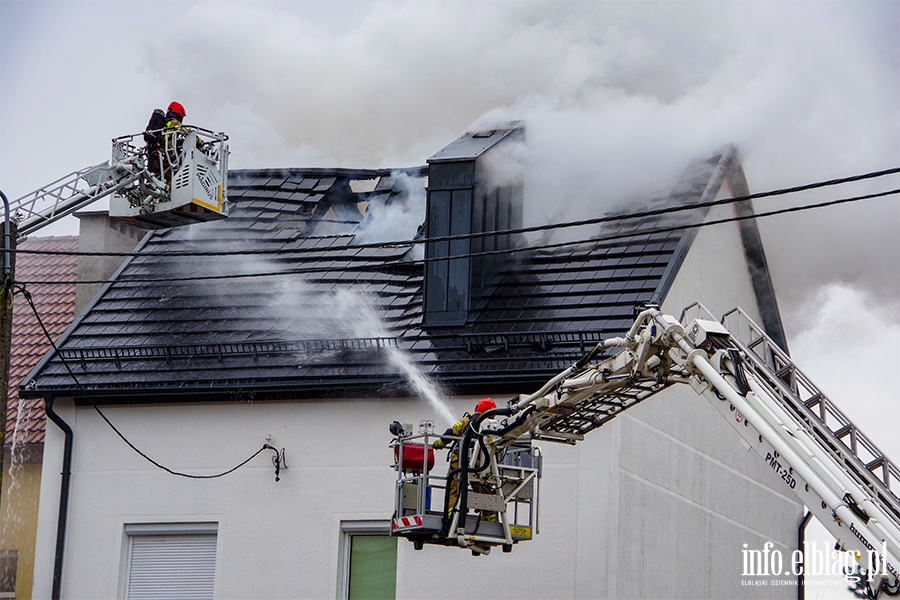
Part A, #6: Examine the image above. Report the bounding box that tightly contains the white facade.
[32,198,804,599]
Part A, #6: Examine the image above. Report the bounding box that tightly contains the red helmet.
[167,101,186,119]
[475,398,496,413]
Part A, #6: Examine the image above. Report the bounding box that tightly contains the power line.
[12,166,900,260]
[14,187,899,286]
[18,283,282,480]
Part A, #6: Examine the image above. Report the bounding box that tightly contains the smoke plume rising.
[127,1,898,325]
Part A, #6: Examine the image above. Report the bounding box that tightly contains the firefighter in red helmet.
[144,101,202,182]
[162,101,188,169]
[433,398,497,520]
[167,101,186,121]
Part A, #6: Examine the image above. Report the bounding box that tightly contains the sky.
[1,0,898,594]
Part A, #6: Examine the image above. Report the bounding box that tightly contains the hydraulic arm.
[389,303,899,594]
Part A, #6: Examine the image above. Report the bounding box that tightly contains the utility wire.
[14,187,900,286]
[18,283,280,480]
[12,166,900,260]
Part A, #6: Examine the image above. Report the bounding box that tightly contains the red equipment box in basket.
[395,443,435,472]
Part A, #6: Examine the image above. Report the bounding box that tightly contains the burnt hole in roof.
[21,147,742,397]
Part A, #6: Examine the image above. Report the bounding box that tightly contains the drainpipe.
[1,190,12,515]
[797,511,813,600]
[43,395,73,600]
[0,189,11,284]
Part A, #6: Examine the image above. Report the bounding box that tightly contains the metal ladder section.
[716,305,900,527]
[10,162,135,238]
[533,376,672,444]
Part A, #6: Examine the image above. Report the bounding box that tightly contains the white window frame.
[337,520,394,600]
[121,522,218,600]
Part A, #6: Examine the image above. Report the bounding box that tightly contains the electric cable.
[14,186,900,286]
[12,166,900,260]
[18,283,281,480]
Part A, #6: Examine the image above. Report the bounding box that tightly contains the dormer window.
[423,123,524,327]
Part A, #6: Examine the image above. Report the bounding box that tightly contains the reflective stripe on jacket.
[432,413,472,451]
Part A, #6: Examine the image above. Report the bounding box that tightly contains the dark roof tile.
[23,152,727,399]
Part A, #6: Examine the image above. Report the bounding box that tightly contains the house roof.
[428,122,522,163]
[7,235,78,446]
[21,146,765,402]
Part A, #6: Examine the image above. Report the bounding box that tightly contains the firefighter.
[162,101,188,173]
[143,107,167,177]
[165,101,186,125]
[433,397,497,521]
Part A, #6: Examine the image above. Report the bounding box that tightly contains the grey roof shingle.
[23,151,732,401]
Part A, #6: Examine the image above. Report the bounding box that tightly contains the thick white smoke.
[3,1,896,316]
[354,171,427,245]
[127,1,898,323]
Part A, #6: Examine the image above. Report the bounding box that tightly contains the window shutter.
[126,534,217,600]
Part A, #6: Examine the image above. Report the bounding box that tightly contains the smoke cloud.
[354,171,427,246]
[2,1,896,317]
[128,0,899,324]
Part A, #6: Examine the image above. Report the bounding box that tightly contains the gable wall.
[662,186,765,323]
[596,192,802,598]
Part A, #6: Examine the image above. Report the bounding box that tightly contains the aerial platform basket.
[108,126,230,229]
[8,126,231,239]
[390,422,541,555]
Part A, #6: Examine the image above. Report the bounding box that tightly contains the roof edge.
[19,229,155,394]
[228,165,428,181]
[651,145,735,304]
[724,152,789,354]
[20,366,594,404]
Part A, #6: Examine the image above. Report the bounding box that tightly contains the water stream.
[383,344,455,426]
[334,289,456,426]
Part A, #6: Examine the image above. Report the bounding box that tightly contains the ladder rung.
[776,365,793,379]
[867,457,886,471]
[834,424,854,439]
[804,393,823,408]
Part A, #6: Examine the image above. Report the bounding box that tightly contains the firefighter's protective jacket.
[432,413,472,452]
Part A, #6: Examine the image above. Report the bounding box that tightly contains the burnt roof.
[22,148,744,403]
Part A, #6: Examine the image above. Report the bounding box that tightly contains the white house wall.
[599,196,802,598]
[32,399,72,600]
[663,189,767,325]
[33,396,595,599]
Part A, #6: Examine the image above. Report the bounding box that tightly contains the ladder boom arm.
[493,305,899,587]
[11,161,141,238]
[671,321,900,586]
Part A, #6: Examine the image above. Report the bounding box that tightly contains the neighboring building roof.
[7,235,78,446]
[21,147,776,402]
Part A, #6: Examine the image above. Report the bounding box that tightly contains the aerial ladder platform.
[8,125,229,238]
[389,303,899,595]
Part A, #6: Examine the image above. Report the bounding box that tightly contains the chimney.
[423,122,524,327]
[74,211,145,315]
